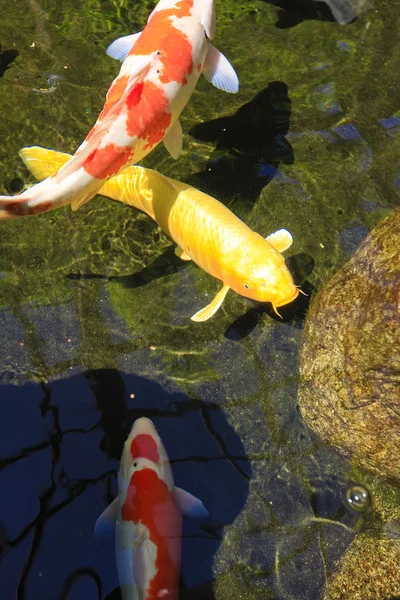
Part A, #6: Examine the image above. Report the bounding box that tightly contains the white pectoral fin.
[106,32,142,61]
[202,44,239,94]
[94,497,119,539]
[174,487,209,518]
[266,228,293,253]
[191,284,230,322]
[163,119,183,159]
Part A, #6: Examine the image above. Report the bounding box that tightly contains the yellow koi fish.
[19,146,300,321]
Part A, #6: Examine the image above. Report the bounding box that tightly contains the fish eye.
[133,462,137,467]
[243,282,252,290]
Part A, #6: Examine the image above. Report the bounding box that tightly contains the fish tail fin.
[20,144,100,212]
[0,144,98,218]
[19,146,72,181]
[0,146,66,220]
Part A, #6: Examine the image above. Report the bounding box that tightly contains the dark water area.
[0,373,250,599]
[0,0,399,599]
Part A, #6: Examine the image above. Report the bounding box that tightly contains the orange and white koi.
[94,417,208,600]
[0,0,238,219]
[18,146,300,321]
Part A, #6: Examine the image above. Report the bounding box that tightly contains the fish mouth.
[130,417,158,438]
[275,287,300,307]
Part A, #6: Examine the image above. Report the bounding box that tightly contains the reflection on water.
[0,0,399,598]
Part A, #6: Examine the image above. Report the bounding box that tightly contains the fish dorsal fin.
[93,497,119,539]
[163,119,183,159]
[55,55,153,190]
[106,32,142,62]
[19,146,71,181]
[174,487,209,518]
[202,43,239,94]
[191,284,230,322]
[266,228,293,253]
[133,526,153,592]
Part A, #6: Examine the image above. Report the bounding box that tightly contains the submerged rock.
[323,535,400,600]
[298,209,400,482]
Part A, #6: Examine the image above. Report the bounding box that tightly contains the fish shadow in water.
[66,245,187,289]
[0,48,19,78]
[224,253,315,340]
[261,0,336,28]
[188,81,294,206]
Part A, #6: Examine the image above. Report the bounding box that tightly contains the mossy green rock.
[298,209,400,482]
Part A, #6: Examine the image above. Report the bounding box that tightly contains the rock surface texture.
[323,535,400,600]
[299,209,400,482]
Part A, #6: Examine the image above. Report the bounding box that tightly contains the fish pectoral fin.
[174,487,209,518]
[19,146,71,181]
[163,119,183,159]
[175,246,192,261]
[93,497,119,539]
[202,43,239,94]
[106,32,142,62]
[191,284,230,322]
[266,228,293,253]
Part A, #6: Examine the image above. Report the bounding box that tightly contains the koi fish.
[94,417,208,600]
[0,0,238,219]
[17,146,301,321]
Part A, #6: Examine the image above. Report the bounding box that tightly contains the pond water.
[0,1,399,599]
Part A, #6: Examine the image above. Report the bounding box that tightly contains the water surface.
[0,1,399,598]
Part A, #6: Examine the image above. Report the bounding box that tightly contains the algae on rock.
[298,209,400,482]
[323,534,400,600]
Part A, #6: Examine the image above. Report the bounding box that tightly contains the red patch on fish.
[130,1,194,85]
[126,82,144,110]
[125,81,172,149]
[131,434,159,463]
[1,199,51,216]
[85,75,131,144]
[83,143,134,179]
[2,201,26,216]
[31,201,53,215]
[122,468,181,598]
[100,74,130,120]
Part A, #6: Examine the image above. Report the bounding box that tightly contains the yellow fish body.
[19,146,299,321]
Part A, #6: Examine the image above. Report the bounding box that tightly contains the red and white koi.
[0,0,238,219]
[94,417,208,600]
